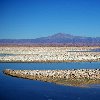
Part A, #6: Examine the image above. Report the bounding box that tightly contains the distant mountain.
[27,33,100,45]
[0,33,100,46]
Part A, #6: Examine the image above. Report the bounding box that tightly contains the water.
[0,54,16,56]
[66,48,100,52]
[0,62,100,100]
[90,48,100,52]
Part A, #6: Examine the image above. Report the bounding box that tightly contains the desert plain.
[0,46,100,62]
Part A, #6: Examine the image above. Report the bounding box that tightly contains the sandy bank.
[3,69,100,87]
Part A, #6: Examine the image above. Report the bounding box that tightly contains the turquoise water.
[0,62,100,100]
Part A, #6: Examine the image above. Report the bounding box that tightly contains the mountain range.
[0,33,100,46]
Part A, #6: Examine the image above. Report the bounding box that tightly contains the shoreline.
[3,69,100,87]
[0,59,100,63]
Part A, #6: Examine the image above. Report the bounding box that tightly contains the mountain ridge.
[0,33,100,46]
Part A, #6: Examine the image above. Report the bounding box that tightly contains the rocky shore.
[3,69,100,87]
[0,47,100,62]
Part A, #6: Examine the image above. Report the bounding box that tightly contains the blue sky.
[0,0,100,39]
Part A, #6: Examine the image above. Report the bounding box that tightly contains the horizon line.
[0,33,100,39]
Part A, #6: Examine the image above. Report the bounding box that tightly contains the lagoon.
[0,62,100,100]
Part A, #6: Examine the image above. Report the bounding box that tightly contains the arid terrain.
[0,46,100,62]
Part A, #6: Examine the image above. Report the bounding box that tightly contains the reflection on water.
[87,84,100,88]
[0,62,100,100]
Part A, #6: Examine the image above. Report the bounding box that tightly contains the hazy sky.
[0,0,100,39]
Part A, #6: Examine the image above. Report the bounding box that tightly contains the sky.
[0,0,100,39]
